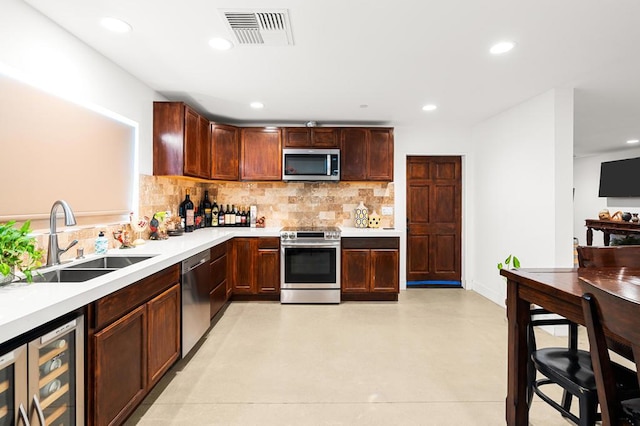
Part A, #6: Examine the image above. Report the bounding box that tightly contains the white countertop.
[0,226,401,346]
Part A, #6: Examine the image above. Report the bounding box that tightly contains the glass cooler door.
[0,346,27,426]
[28,316,84,426]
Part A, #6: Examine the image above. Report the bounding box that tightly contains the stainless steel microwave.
[282,148,340,181]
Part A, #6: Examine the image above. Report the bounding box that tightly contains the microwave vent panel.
[221,9,294,46]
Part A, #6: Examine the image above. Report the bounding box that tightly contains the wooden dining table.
[500,266,640,425]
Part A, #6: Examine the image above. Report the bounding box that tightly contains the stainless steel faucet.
[46,200,79,267]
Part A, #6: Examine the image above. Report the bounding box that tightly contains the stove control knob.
[289,232,296,240]
[281,234,288,240]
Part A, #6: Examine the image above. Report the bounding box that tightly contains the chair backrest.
[577,245,640,268]
[581,280,640,424]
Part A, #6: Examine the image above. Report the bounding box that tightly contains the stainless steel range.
[280,226,341,304]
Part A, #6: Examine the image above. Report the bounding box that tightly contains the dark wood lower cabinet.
[147,285,181,388]
[341,237,399,301]
[230,237,280,298]
[93,305,147,426]
[210,242,229,318]
[88,265,180,426]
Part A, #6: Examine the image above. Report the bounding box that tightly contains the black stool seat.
[622,398,640,425]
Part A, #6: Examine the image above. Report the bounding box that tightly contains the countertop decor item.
[0,220,43,284]
[622,212,632,222]
[95,231,108,255]
[354,202,369,228]
[368,211,381,228]
[633,213,639,223]
[130,212,149,246]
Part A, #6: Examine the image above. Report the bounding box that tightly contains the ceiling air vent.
[221,9,293,46]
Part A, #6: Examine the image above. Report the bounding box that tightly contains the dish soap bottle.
[95,231,108,254]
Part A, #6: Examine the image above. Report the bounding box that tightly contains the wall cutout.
[0,69,137,231]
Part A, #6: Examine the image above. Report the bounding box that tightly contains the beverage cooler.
[0,315,84,426]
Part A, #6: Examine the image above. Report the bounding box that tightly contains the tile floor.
[126,289,583,425]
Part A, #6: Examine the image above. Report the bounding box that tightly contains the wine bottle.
[218,203,225,227]
[203,191,212,227]
[179,189,195,232]
[241,206,247,226]
[212,199,219,227]
[225,204,231,227]
[235,205,241,226]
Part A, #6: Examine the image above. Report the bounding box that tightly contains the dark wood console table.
[501,267,640,425]
[585,219,640,246]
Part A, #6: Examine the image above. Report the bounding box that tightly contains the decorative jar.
[354,202,369,228]
[368,211,381,228]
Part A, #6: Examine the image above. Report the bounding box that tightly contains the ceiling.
[22,0,640,157]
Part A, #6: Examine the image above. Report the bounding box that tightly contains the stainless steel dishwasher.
[181,250,211,357]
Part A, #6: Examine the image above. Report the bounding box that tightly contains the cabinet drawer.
[94,264,180,330]
[210,241,227,261]
[210,255,227,288]
[210,280,227,319]
[258,237,280,250]
[341,237,399,250]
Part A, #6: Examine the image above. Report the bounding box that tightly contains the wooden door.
[147,284,180,389]
[93,305,147,426]
[406,156,462,284]
[371,249,399,292]
[240,128,282,180]
[211,123,239,180]
[283,128,311,147]
[341,249,370,292]
[257,238,280,293]
[368,129,394,181]
[183,107,200,178]
[340,128,367,180]
[231,238,256,294]
[312,128,339,147]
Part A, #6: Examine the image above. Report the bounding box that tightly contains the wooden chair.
[526,245,640,424]
[581,281,640,425]
[577,245,640,268]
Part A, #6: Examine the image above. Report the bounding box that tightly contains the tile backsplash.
[27,175,395,264]
[139,175,395,229]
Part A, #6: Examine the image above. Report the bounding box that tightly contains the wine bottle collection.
[179,189,252,232]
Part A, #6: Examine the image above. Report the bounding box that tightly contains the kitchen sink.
[67,255,155,269]
[24,268,115,283]
[16,255,156,283]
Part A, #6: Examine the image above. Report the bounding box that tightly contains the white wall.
[393,125,472,289]
[469,89,574,306]
[0,0,160,176]
[573,147,640,246]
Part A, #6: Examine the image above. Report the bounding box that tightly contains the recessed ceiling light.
[360,104,369,109]
[627,139,640,144]
[422,104,437,112]
[250,102,264,109]
[100,17,132,33]
[490,41,515,55]
[209,37,233,51]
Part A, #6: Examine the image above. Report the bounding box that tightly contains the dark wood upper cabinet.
[283,128,339,148]
[240,128,282,181]
[211,123,239,180]
[340,128,368,180]
[153,102,210,179]
[340,128,394,181]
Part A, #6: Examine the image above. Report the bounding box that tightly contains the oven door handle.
[282,242,340,248]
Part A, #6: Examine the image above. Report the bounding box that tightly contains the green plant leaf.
[513,256,521,268]
[505,255,512,265]
[497,262,503,270]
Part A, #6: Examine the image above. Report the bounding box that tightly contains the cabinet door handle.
[18,403,31,426]
[31,395,45,426]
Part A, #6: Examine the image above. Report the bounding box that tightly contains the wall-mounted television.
[599,157,640,197]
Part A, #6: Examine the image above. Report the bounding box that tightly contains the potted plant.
[497,254,520,271]
[0,220,44,284]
